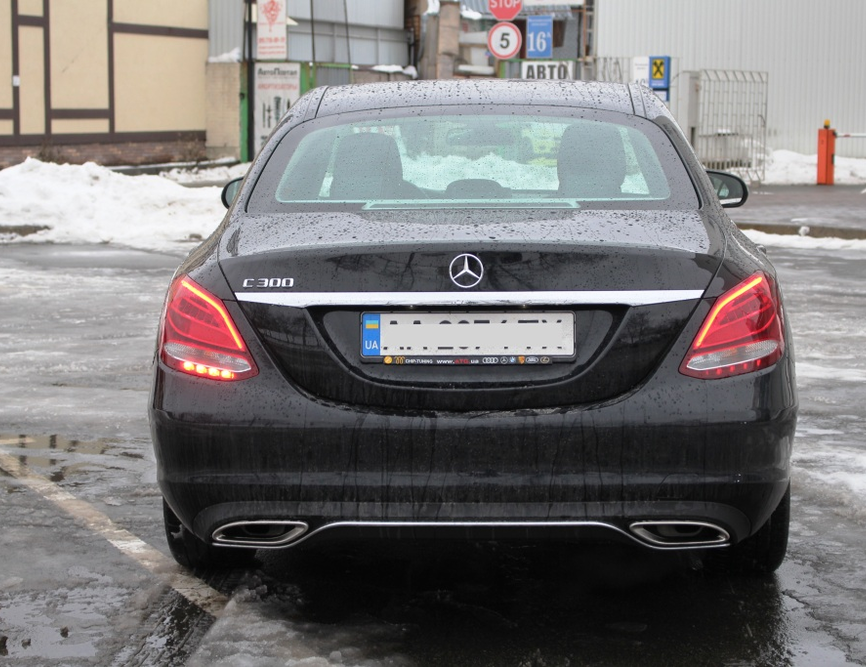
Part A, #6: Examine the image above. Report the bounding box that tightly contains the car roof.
[313,79,639,118]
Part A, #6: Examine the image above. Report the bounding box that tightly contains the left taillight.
[680,272,784,379]
[159,276,258,381]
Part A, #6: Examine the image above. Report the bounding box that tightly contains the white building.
[595,0,866,158]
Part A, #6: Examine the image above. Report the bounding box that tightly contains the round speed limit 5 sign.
[487,22,522,60]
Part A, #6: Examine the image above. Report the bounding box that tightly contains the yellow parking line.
[0,449,228,617]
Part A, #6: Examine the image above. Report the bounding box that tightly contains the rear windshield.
[248,107,698,212]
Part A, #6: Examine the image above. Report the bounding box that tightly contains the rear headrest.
[330,132,405,200]
[557,123,628,198]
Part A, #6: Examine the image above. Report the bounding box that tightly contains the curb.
[109,157,240,177]
[735,221,866,240]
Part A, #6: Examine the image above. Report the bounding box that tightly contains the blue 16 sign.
[526,15,553,59]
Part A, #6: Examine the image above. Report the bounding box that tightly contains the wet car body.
[150,80,797,572]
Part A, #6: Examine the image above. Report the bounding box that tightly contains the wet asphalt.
[1,185,865,665]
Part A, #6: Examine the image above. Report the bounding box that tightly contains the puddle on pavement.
[0,433,141,484]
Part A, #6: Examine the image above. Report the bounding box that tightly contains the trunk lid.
[219,209,723,411]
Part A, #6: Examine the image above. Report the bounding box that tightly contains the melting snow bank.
[742,229,866,250]
[186,574,412,667]
[0,158,225,254]
[793,416,866,525]
[159,160,250,185]
[2,157,866,256]
[764,149,866,185]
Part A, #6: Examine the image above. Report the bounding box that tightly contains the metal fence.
[580,56,633,85]
[691,70,768,183]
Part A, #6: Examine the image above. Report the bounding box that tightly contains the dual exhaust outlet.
[211,519,730,550]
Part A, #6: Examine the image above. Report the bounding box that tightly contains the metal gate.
[691,70,768,183]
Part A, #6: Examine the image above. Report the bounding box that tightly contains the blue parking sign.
[526,15,553,59]
[649,55,671,90]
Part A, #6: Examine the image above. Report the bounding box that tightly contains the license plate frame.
[360,311,575,366]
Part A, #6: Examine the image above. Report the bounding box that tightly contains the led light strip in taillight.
[160,277,258,381]
[692,274,764,349]
[680,272,784,380]
[179,279,246,351]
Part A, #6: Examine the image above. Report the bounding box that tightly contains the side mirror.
[221,177,243,209]
[706,170,749,208]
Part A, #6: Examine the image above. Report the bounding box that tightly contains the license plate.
[361,311,575,365]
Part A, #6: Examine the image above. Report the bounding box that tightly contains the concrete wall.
[205,62,242,160]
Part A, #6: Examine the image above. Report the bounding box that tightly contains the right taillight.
[680,272,784,379]
[160,277,258,381]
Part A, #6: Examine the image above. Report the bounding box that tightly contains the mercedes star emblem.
[449,253,484,289]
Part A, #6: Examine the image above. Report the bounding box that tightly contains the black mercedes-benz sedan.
[150,79,796,574]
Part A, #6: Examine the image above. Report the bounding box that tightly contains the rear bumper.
[150,354,797,551]
[191,500,748,552]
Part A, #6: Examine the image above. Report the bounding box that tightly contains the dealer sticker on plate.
[361,311,575,365]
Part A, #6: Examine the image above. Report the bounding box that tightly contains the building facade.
[8,1,857,167]
[0,0,209,167]
[0,0,411,167]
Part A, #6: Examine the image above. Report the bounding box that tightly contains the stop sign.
[488,0,522,22]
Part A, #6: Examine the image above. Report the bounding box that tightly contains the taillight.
[160,277,258,381]
[680,272,784,379]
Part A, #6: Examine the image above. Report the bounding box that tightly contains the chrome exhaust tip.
[212,520,308,548]
[628,521,730,549]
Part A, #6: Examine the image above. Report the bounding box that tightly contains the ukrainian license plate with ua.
[360,311,575,365]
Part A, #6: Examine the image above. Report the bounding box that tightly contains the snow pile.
[370,64,407,74]
[461,6,484,20]
[742,229,866,251]
[422,1,493,20]
[0,158,226,253]
[160,161,249,185]
[792,417,866,524]
[186,574,412,667]
[208,47,241,63]
[764,149,866,185]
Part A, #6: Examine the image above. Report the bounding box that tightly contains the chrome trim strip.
[265,520,632,550]
[234,289,704,308]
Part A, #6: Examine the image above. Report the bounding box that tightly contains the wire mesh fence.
[692,70,768,183]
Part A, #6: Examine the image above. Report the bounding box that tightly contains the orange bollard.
[817,119,836,185]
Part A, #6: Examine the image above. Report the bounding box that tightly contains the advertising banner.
[254,63,301,153]
[257,0,287,60]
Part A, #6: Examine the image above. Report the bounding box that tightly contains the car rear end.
[150,81,796,567]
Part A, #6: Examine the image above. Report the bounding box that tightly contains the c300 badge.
[242,277,294,288]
